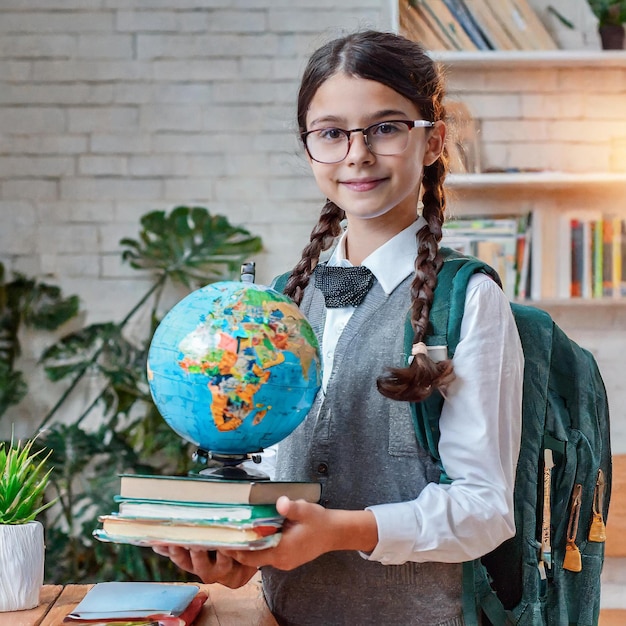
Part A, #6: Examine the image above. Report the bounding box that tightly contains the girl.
[154,30,523,625]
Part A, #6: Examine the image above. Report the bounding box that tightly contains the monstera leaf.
[120,206,263,288]
[0,262,80,418]
[0,363,27,417]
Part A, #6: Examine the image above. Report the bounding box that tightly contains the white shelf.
[446,171,626,192]
[429,50,626,69]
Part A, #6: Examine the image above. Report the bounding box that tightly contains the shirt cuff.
[360,502,421,564]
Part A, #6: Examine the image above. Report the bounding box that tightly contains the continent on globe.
[147,282,321,456]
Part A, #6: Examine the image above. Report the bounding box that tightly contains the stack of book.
[94,473,321,551]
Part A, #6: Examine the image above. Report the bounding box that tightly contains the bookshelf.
[444,172,626,301]
[399,2,626,306]
[432,50,626,303]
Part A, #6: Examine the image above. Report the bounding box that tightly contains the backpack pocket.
[545,427,605,624]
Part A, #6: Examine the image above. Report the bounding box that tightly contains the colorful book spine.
[592,218,604,299]
[570,219,583,298]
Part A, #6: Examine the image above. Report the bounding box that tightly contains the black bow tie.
[313,263,375,308]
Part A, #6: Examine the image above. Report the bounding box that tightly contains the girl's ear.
[422,120,446,167]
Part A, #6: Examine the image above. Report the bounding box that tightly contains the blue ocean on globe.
[147,281,321,456]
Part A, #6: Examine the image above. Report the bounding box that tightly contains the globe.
[147,281,321,458]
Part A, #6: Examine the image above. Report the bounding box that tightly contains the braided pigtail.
[284,200,345,306]
[377,154,453,403]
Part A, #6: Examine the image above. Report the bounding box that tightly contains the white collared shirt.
[260,219,523,563]
[325,218,523,563]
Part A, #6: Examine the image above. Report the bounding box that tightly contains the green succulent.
[0,437,56,524]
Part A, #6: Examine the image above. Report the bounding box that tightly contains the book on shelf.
[401,2,450,51]
[442,0,491,49]
[565,212,624,299]
[442,214,530,299]
[416,0,479,50]
[118,473,322,505]
[570,218,584,298]
[592,218,604,299]
[621,219,626,297]
[63,581,204,624]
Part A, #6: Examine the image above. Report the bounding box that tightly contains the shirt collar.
[328,216,427,295]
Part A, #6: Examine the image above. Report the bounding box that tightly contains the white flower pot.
[0,521,45,611]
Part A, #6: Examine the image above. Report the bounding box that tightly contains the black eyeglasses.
[301,119,435,164]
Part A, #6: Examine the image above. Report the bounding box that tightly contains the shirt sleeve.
[365,273,524,564]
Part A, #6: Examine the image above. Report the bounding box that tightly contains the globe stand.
[192,448,270,481]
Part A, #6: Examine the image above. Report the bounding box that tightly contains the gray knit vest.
[262,276,464,626]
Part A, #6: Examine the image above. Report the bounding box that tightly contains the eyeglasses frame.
[301,119,436,164]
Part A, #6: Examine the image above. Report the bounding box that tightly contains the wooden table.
[0,575,278,626]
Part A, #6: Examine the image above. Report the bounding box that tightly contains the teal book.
[113,497,280,523]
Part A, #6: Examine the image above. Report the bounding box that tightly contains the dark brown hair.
[284,30,453,403]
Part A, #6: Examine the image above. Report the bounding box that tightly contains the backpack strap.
[405,247,500,483]
[405,248,507,626]
[272,271,291,294]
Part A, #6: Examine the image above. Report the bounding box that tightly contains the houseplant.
[587,0,626,48]
[0,436,55,611]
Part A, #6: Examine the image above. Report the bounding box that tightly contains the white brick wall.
[0,2,393,435]
[446,63,626,174]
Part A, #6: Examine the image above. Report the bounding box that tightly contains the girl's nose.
[345,131,374,165]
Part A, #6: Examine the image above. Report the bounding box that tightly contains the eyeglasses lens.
[305,122,411,164]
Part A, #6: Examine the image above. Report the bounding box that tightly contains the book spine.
[442,0,491,49]
[592,218,604,299]
[614,217,623,298]
[602,219,614,297]
[570,219,583,298]
[621,219,626,297]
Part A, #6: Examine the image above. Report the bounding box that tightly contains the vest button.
[317,462,329,474]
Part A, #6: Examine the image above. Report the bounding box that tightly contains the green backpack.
[273,247,612,625]
[411,247,612,626]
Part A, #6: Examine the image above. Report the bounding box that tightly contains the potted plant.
[0,436,55,611]
[587,0,626,48]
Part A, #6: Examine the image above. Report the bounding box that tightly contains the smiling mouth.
[341,178,386,191]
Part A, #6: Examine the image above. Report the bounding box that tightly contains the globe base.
[193,449,270,481]
[197,464,270,481]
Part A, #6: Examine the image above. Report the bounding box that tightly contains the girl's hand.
[151,544,257,588]
[222,495,378,571]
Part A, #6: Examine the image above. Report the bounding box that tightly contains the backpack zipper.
[564,483,583,572]
[588,468,607,543]
[540,449,555,570]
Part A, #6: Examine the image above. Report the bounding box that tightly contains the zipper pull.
[588,468,607,543]
[541,449,555,569]
[563,483,583,572]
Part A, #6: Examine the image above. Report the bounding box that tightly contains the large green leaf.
[0,265,80,418]
[0,362,27,416]
[40,322,119,382]
[121,206,263,288]
[7,275,79,331]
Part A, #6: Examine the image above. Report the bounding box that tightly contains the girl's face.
[304,72,444,231]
